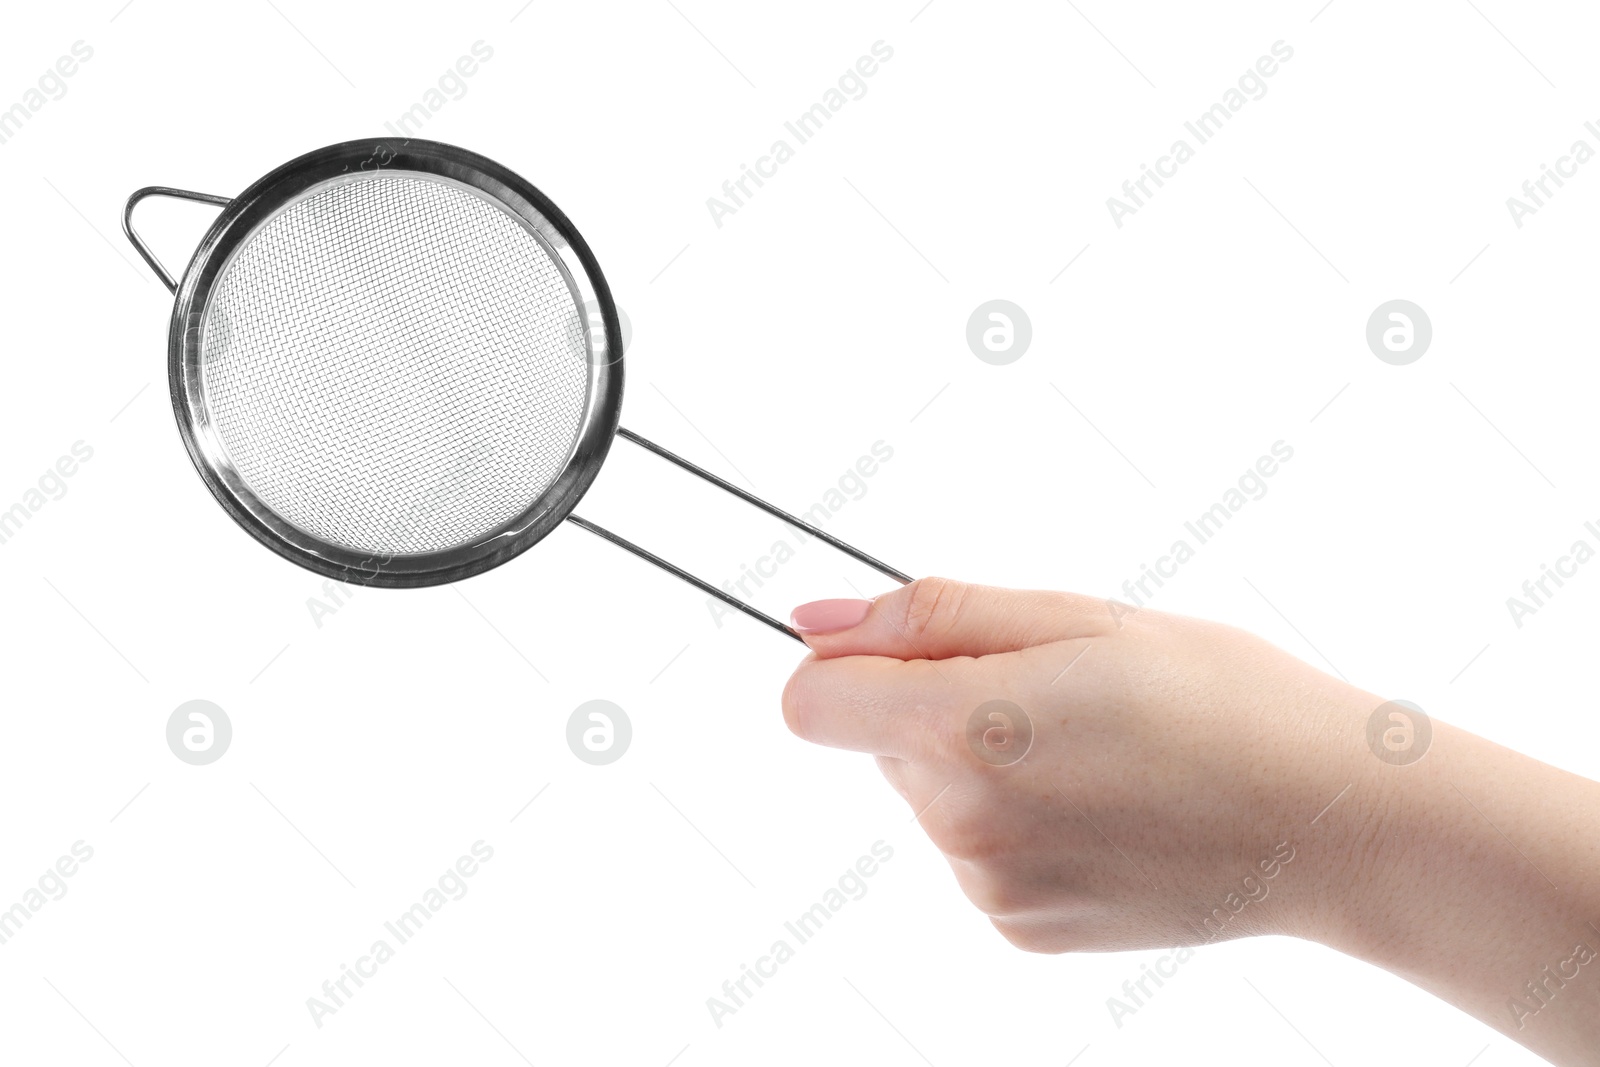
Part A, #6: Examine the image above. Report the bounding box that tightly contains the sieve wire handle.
[567,429,912,643]
[122,187,233,293]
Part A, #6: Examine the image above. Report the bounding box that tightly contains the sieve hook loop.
[567,430,913,643]
[122,187,233,293]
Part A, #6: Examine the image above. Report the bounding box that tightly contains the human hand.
[781,578,1600,1065]
[781,578,1378,954]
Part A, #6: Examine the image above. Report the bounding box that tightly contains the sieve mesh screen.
[198,173,590,557]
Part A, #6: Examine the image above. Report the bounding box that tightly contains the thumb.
[791,577,1111,661]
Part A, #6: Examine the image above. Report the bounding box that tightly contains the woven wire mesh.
[198,173,590,556]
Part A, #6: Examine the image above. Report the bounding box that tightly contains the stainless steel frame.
[124,138,909,641]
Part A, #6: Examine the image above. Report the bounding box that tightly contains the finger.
[782,652,960,759]
[792,577,1112,662]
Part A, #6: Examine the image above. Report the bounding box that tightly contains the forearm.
[1319,720,1600,1065]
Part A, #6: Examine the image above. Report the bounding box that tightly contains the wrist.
[1296,715,1600,1059]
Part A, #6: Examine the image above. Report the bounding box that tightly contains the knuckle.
[901,576,967,645]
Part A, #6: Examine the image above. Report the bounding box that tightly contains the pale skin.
[782,578,1600,1066]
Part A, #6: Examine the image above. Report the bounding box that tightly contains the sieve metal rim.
[127,139,912,641]
[161,138,623,588]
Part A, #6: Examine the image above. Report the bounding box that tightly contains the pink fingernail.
[790,598,872,634]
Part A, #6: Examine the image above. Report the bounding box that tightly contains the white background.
[1,1,1597,1064]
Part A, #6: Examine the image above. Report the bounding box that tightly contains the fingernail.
[790,598,872,635]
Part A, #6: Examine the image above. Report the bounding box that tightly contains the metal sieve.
[123,138,908,639]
